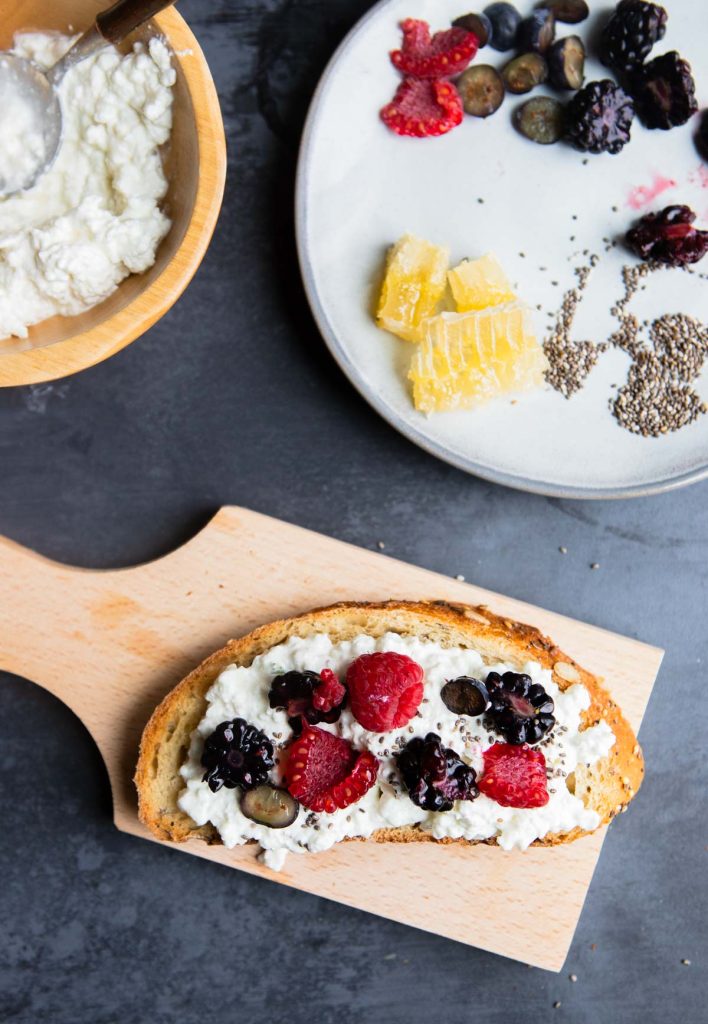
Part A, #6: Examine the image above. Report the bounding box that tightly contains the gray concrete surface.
[1,2,706,1022]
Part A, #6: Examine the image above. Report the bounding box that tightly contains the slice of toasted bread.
[135,600,643,848]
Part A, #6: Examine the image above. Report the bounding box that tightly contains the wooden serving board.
[0,507,662,970]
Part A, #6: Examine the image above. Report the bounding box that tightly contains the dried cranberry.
[626,206,708,266]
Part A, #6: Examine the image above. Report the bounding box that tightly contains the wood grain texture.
[0,506,663,969]
[0,0,226,386]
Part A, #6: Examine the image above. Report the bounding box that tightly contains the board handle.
[0,535,86,697]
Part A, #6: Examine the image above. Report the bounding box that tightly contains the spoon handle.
[47,0,177,85]
[96,0,178,46]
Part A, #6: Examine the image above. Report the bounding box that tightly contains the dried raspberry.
[312,669,347,713]
[391,19,478,79]
[478,743,549,808]
[346,651,424,732]
[626,205,708,266]
[284,724,379,813]
[381,78,464,138]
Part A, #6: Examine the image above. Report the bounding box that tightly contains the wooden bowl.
[0,1,226,386]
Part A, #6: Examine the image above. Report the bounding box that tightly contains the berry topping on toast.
[269,669,347,730]
[284,724,379,813]
[397,732,479,811]
[486,670,556,744]
[346,651,424,732]
[201,719,275,793]
[478,742,549,807]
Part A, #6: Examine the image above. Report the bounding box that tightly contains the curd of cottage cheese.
[178,632,616,870]
[0,58,49,196]
[0,32,175,339]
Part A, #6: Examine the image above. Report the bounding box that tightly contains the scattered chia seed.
[590,562,600,570]
[544,255,708,437]
[559,546,568,554]
[377,540,385,550]
[543,260,606,397]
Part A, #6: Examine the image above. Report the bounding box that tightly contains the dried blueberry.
[540,0,588,24]
[457,64,505,117]
[201,719,275,793]
[514,96,565,144]
[485,672,555,745]
[240,784,300,828]
[517,8,556,54]
[626,206,708,266]
[441,677,491,716]
[502,52,548,94]
[548,35,585,90]
[397,733,478,812]
[483,2,522,51]
[452,12,492,47]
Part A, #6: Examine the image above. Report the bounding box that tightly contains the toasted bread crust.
[135,600,644,849]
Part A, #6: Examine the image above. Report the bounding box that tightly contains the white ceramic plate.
[296,0,708,498]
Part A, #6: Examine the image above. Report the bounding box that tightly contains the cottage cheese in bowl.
[0,31,176,340]
[178,632,616,870]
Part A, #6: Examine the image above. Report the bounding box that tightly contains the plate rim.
[294,0,708,500]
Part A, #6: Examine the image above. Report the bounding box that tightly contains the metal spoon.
[0,0,177,198]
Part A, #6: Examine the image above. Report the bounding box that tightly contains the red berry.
[346,652,424,733]
[380,78,464,138]
[284,724,379,813]
[478,743,549,808]
[312,668,347,714]
[391,19,479,79]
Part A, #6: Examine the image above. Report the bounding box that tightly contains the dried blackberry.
[201,718,275,793]
[268,670,346,731]
[600,1,667,74]
[626,206,708,266]
[696,110,708,162]
[565,80,634,154]
[485,671,555,744]
[396,733,478,812]
[629,52,698,130]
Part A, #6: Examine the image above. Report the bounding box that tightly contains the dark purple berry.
[517,8,556,54]
[696,110,708,162]
[514,96,566,144]
[629,52,698,130]
[441,677,491,716]
[458,64,505,117]
[452,12,492,47]
[396,733,479,812]
[565,80,634,154]
[600,1,667,74]
[201,718,274,793]
[547,35,585,90]
[502,52,548,94]
[540,0,588,24]
[485,672,555,745]
[483,3,522,51]
[268,670,346,731]
[240,784,300,828]
[626,206,708,266]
